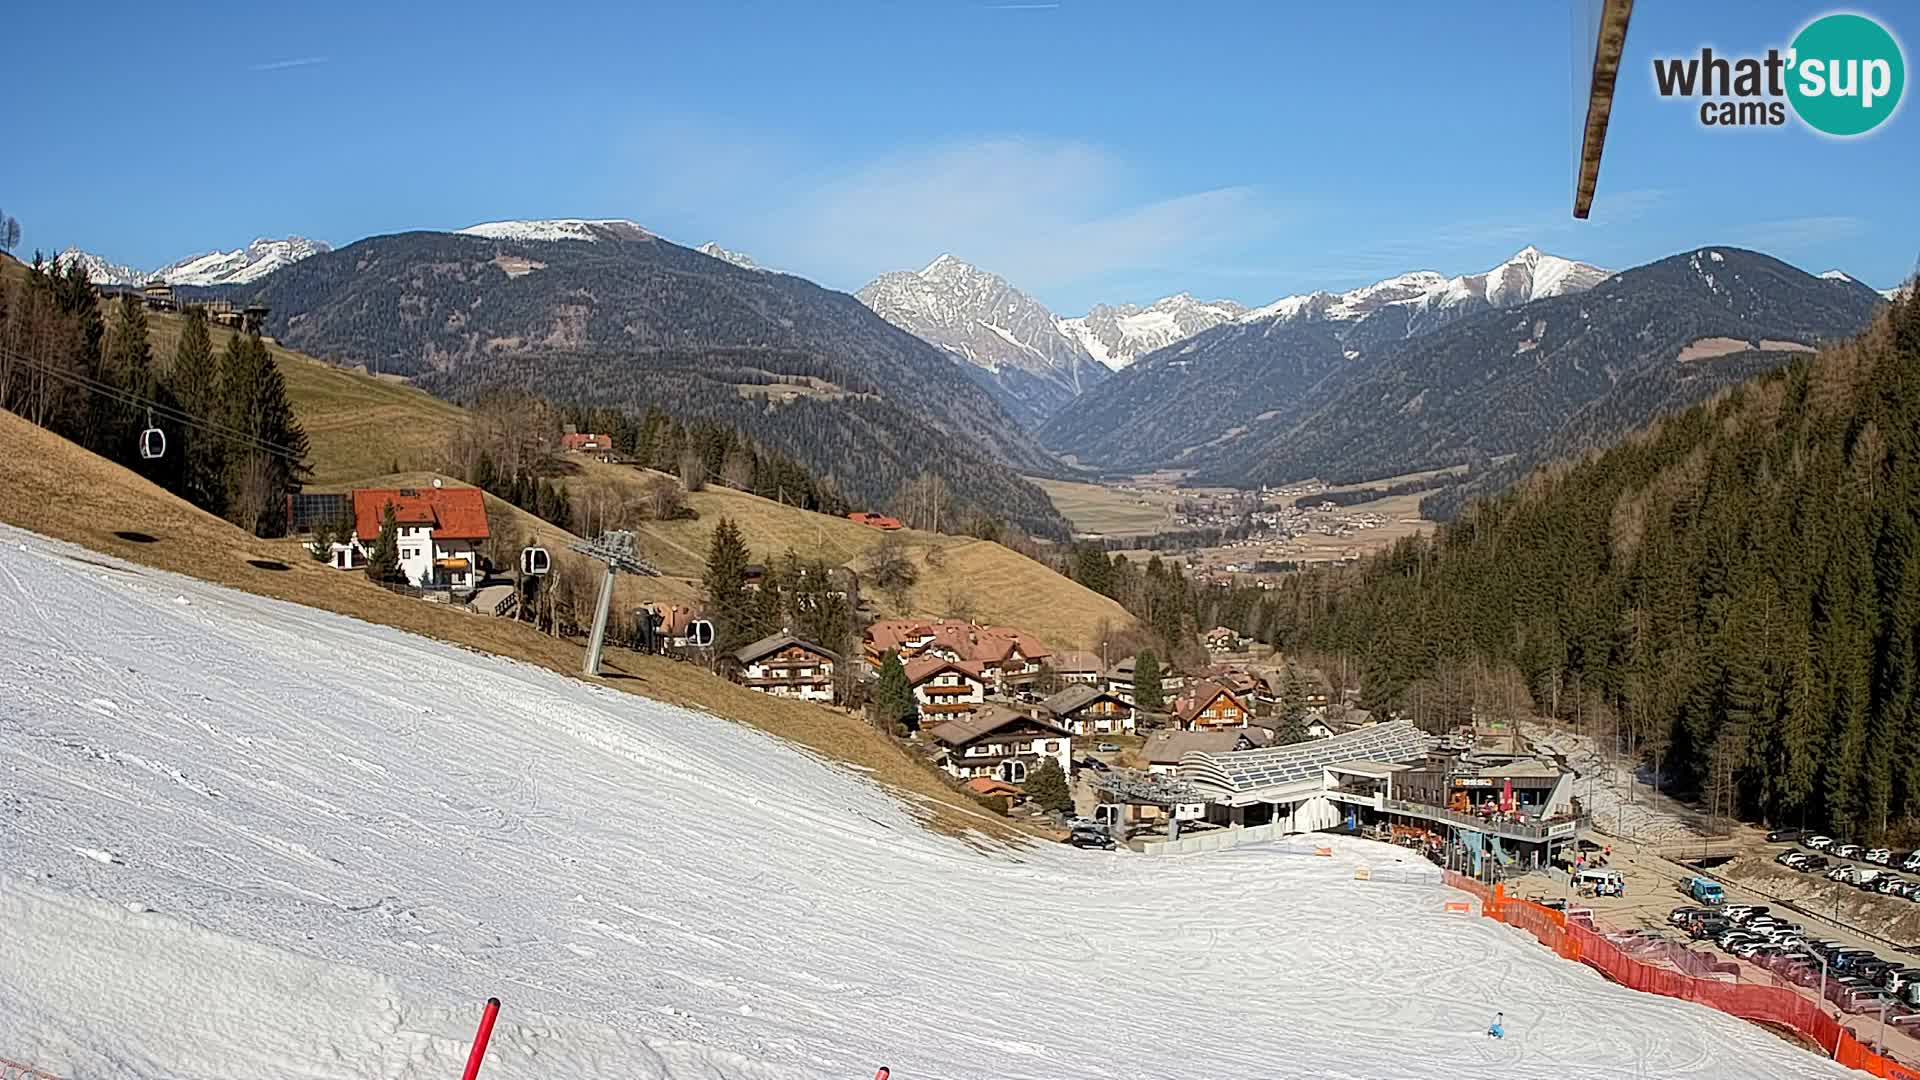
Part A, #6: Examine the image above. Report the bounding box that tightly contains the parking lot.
[1507,829,1920,1060]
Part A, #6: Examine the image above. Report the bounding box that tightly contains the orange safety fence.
[1439,877,1920,1080]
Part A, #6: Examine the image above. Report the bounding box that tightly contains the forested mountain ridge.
[230,227,1071,536]
[1228,247,1884,491]
[1046,247,1882,489]
[1282,294,1920,840]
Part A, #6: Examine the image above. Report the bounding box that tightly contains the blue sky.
[7,1,1915,312]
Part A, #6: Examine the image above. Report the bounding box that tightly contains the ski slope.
[0,525,1852,1080]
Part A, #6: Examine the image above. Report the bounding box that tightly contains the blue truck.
[1680,875,1726,905]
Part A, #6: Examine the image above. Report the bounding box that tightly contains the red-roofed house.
[846,511,903,531]
[330,485,490,590]
[864,619,1052,693]
[559,432,613,453]
[1172,679,1252,733]
[906,657,988,721]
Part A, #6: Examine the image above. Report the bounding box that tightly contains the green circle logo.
[1788,13,1905,136]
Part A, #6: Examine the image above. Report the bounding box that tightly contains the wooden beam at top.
[1574,0,1635,220]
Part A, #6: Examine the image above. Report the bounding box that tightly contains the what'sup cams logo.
[1653,12,1905,136]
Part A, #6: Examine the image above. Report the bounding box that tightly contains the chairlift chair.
[688,619,716,648]
[520,546,551,577]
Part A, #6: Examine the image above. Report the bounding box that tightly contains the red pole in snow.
[460,997,501,1080]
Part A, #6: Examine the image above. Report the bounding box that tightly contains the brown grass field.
[0,409,1031,842]
[561,460,1137,649]
[1030,476,1175,537]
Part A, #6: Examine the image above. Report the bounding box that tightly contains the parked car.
[1903,851,1920,873]
[1806,835,1836,851]
[1829,866,1859,884]
[1777,850,1809,868]
[1867,848,1894,865]
[1065,826,1115,850]
[1801,855,1831,872]
[1723,905,1768,922]
[1768,828,1807,843]
[1874,876,1904,895]
[1836,843,1866,860]
[1669,907,1706,925]
[1840,987,1898,1015]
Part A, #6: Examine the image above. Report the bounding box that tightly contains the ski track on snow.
[0,526,1851,1080]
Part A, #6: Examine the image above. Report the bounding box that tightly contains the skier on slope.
[1487,1012,1505,1039]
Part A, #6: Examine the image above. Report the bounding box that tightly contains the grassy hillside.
[0,407,1023,841]
[551,457,1137,649]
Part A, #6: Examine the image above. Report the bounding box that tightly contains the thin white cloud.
[652,136,1291,295]
[248,56,329,72]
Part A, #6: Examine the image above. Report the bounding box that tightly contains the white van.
[1577,868,1625,896]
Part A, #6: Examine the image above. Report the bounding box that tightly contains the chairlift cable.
[0,344,310,462]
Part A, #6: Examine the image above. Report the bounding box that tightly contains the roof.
[963,777,1021,798]
[1174,679,1245,724]
[1327,759,1410,778]
[1145,729,1246,764]
[734,632,838,665]
[1179,720,1434,799]
[929,706,1070,747]
[905,656,987,687]
[351,486,489,542]
[847,511,904,530]
[1040,684,1127,717]
[866,618,1053,666]
[1475,759,1567,780]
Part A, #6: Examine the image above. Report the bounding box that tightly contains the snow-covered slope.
[1058,294,1246,370]
[0,525,1857,1080]
[1241,246,1610,329]
[696,241,763,271]
[53,237,329,287]
[856,255,1107,427]
[456,219,653,243]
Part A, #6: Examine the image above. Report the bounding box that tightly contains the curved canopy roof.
[1180,720,1433,801]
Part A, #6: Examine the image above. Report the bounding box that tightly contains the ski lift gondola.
[520,546,551,577]
[139,417,166,460]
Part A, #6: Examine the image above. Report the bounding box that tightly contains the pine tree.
[702,516,753,653]
[365,504,402,583]
[100,293,156,468]
[870,650,913,730]
[219,333,310,536]
[1279,666,1311,744]
[168,307,226,514]
[1024,758,1073,813]
[1134,650,1164,713]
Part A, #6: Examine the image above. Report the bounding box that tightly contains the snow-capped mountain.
[157,237,330,286]
[53,237,329,287]
[696,242,764,271]
[1058,294,1246,370]
[455,219,652,243]
[51,249,145,287]
[1240,247,1611,333]
[856,254,1108,428]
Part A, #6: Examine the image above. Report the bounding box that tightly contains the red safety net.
[1440,880,1920,1080]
